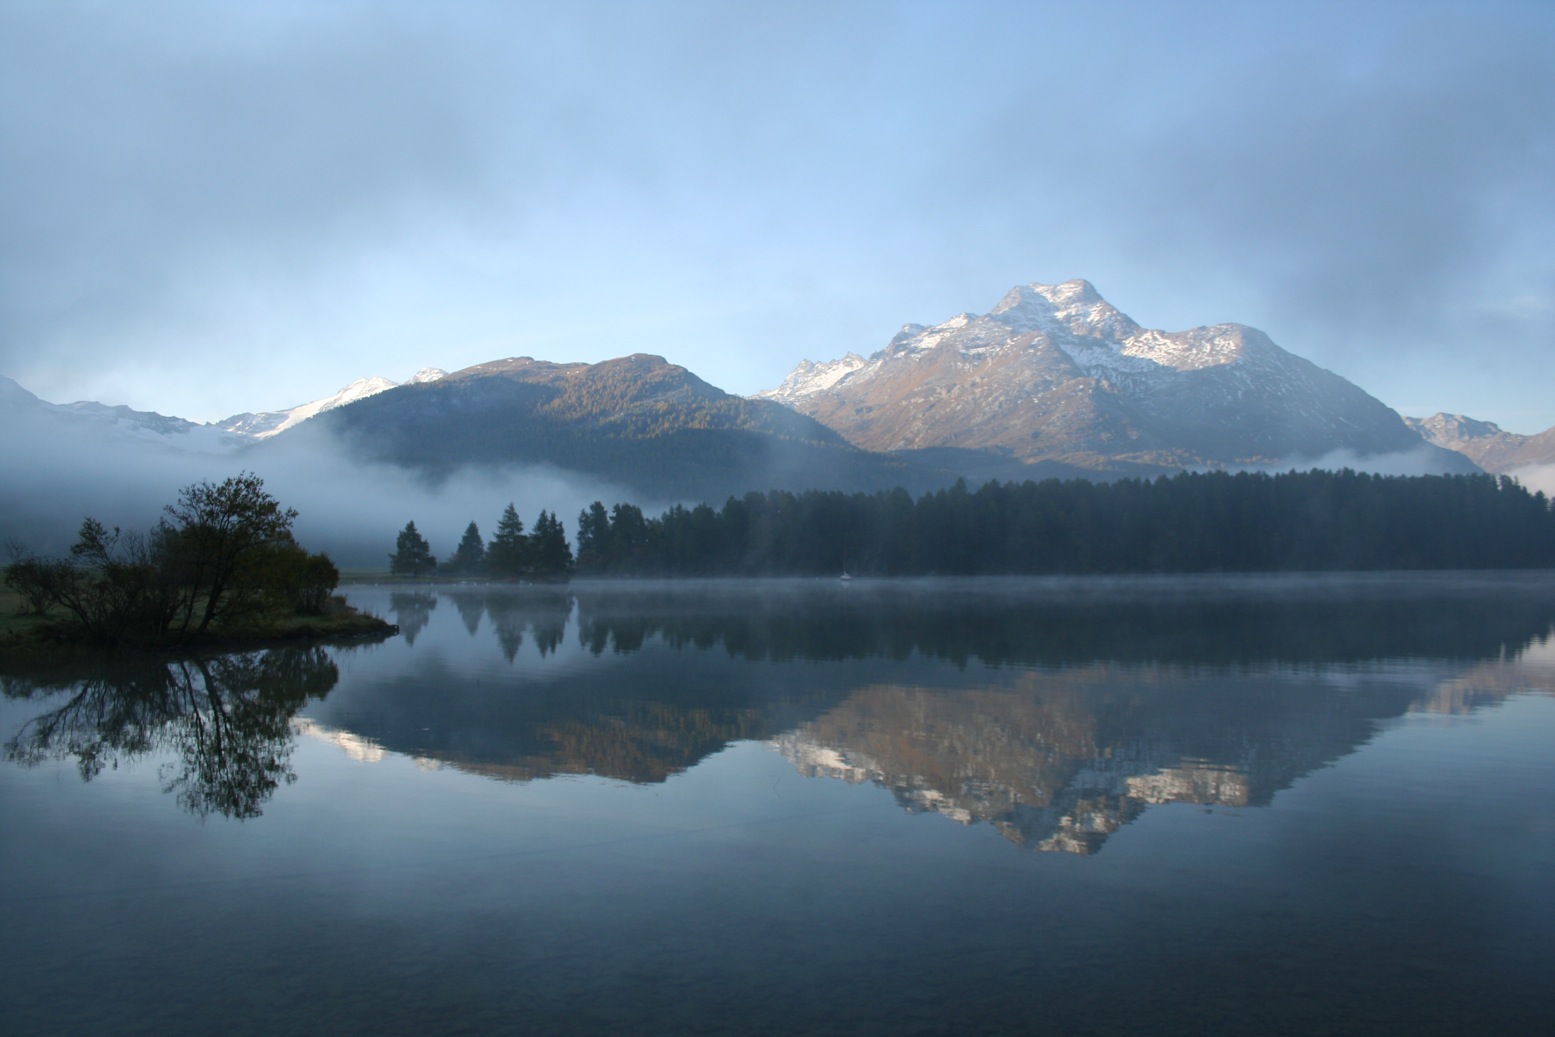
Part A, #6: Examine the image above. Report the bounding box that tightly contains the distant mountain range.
[760,279,1476,479]
[2,371,232,447]
[0,368,445,450]
[7,280,1553,505]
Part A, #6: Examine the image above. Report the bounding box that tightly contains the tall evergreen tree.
[447,521,486,575]
[530,510,574,580]
[487,503,529,578]
[575,502,611,572]
[389,521,436,576]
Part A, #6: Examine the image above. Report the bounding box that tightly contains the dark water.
[3,574,1554,1036]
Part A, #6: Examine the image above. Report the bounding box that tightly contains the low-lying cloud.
[0,407,634,568]
[1506,464,1555,499]
[1274,446,1477,479]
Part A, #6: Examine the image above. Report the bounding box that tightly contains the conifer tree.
[530,510,574,580]
[487,503,529,578]
[448,521,486,574]
[575,501,611,572]
[389,521,436,577]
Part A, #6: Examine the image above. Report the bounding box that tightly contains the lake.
[3,574,1553,1035]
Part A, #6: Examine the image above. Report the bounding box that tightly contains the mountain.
[760,280,1477,479]
[1406,413,1555,475]
[303,353,941,501]
[0,373,239,451]
[0,368,451,449]
[218,368,446,438]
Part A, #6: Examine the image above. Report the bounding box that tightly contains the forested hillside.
[573,470,1555,577]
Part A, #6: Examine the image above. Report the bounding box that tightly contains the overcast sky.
[3,0,1552,431]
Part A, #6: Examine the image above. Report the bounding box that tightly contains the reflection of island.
[3,647,339,818]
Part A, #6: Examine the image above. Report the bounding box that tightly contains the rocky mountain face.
[761,280,1476,479]
[307,353,940,500]
[1406,413,1555,475]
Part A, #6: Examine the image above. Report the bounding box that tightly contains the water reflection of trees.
[388,591,438,645]
[3,647,338,819]
[426,586,573,661]
[570,578,1555,668]
[390,578,1555,669]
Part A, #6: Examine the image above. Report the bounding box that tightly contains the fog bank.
[0,408,635,567]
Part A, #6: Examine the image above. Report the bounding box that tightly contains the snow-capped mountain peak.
[757,280,1474,477]
[765,354,869,399]
[990,279,1138,340]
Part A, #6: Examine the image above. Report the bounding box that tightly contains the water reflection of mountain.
[786,637,1555,854]
[775,666,1422,854]
[2,648,339,819]
[307,645,824,783]
[313,578,1555,855]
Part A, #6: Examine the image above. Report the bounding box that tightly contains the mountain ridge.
[303,353,942,500]
[759,279,1477,478]
[1406,413,1555,475]
[10,277,1543,507]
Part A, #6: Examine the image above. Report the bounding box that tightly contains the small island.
[1,473,395,669]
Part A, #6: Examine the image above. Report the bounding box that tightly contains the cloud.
[2,2,1552,430]
[921,4,1555,417]
[1273,445,1475,479]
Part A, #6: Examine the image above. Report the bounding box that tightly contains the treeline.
[392,504,573,580]
[572,470,1555,576]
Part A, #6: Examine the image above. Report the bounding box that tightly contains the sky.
[2,0,1553,432]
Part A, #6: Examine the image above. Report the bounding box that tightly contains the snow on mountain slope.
[763,354,870,399]
[218,368,446,438]
[759,280,1475,476]
[1,367,450,447]
[1,374,243,452]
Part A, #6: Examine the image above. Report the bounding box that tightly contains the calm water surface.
[3,574,1554,1035]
